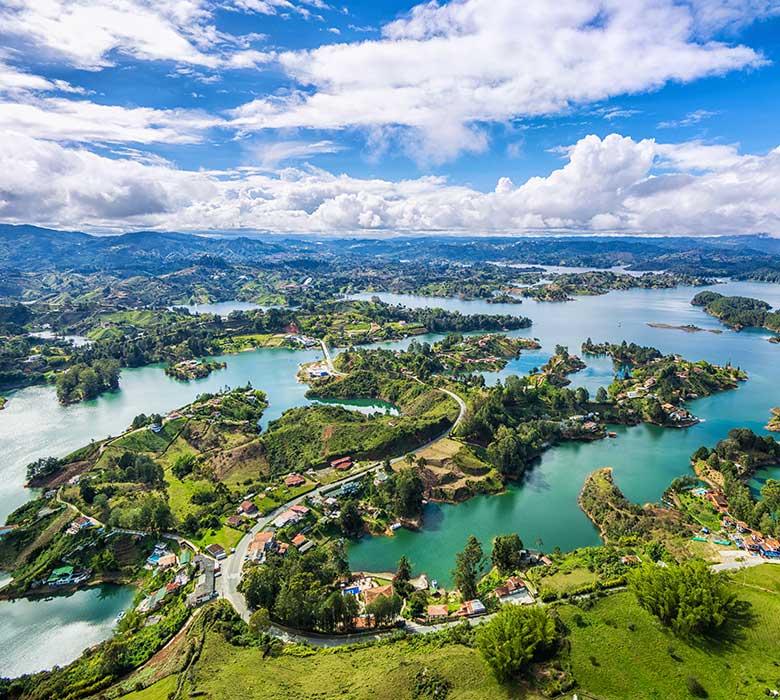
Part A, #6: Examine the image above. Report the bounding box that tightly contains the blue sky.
[0,0,779,235]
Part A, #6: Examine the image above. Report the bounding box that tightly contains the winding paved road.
[219,382,468,627]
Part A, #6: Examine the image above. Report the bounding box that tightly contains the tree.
[595,386,609,403]
[452,535,486,600]
[393,468,424,519]
[339,500,364,538]
[366,593,402,627]
[172,453,196,479]
[393,555,413,598]
[628,561,741,637]
[249,608,271,636]
[491,534,524,575]
[79,479,96,505]
[476,606,557,681]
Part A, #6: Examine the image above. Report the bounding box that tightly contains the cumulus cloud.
[229,0,767,161]
[1,131,779,236]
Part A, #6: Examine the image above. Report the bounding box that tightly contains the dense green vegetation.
[55,358,120,404]
[522,270,711,302]
[692,290,780,335]
[628,560,742,638]
[692,428,780,534]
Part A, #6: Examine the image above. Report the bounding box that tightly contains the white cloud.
[248,139,344,168]
[658,109,719,128]
[0,0,297,70]
[0,60,86,94]
[1,131,779,236]
[229,0,768,162]
[0,97,222,144]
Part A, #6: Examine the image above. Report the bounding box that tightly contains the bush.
[476,606,557,682]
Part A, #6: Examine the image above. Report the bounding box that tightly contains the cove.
[348,282,780,583]
[0,584,136,677]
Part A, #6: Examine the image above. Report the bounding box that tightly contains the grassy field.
[558,565,780,700]
[125,633,516,700]
[116,565,780,700]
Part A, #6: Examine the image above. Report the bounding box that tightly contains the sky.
[0,0,779,236]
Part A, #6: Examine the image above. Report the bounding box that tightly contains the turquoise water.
[0,585,136,677]
[347,282,780,583]
[2,280,780,664]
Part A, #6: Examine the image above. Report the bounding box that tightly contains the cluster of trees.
[692,291,780,332]
[476,605,558,681]
[25,455,62,484]
[628,561,742,638]
[241,542,375,632]
[366,465,425,522]
[105,451,164,485]
[451,533,525,599]
[582,338,662,366]
[55,359,120,404]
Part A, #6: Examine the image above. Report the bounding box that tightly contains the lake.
[0,585,135,677]
[2,281,780,665]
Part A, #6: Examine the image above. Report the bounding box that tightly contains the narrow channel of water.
[0,585,135,677]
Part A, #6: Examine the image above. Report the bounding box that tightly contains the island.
[164,358,226,381]
[768,407,780,432]
[582,338,746,427]
[692,290,780,338]
[647,322,722,334]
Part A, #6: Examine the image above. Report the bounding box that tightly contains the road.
[219,381,468,623]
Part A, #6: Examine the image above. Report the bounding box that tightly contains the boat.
[115,611,126,623]
[608,431,617,438]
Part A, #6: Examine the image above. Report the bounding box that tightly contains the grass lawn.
[536,567,599,595]
[676,492,723,531]
[193,524,244,551]
[559,565,780,700]
[130,632,517,700]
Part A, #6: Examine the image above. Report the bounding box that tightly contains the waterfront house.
[427,604,449,621]
[455,599,487,617]
[493,575,527,599]
[363,583,394,606]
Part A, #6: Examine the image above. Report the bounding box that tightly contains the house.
[273,509,302,529]
[284,473,306,488]
[340,482,360,497]
[298,540,315,554]
[187,556,217,607]
[247,531,275,561]
[331,456,353,471]
[0,524,18,537]
[620,555,642,566]
[363,583,394,606]
[157,553,177,569]
[427,604,449,620]
[291,533,308,549]
[47,565,75,586]
[137,585,169,613]
[238,500,257,516]
[540,555,553,565]
[226,515,243,528]
[66,515,94,535]
[291,504,310,516]
[455,599,486,617]
[205,543,226,560]
[493,575,527,598]
[277,542,290,556]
